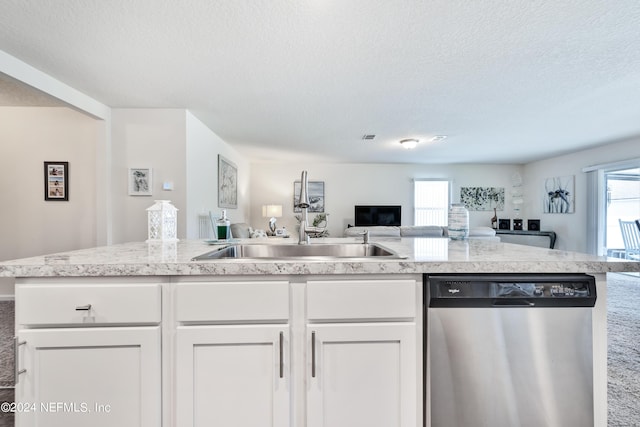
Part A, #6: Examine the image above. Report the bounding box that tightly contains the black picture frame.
[498,218,511,230]
[528,219,541,231]
[44,161,68,201]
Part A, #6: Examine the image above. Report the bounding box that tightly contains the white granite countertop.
[0,237,638,277]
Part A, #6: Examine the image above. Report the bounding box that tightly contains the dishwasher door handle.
[492,299,535,307]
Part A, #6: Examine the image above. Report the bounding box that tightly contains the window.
[414,180,450,226]
[605,168,640,254]
[584,158,640,255]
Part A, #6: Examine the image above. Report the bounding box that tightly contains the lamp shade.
[262,204,283,218]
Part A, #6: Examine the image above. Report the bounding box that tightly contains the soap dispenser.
[215,210,231,240]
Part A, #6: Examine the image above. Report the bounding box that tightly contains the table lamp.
[262,204,283,235]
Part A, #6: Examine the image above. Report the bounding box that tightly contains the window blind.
[414,180,449,226]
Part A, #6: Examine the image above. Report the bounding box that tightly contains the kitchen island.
[1,238,637,427]
[1,237,636,277]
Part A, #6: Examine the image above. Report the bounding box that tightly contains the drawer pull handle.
[75,304,92,311]
[279,331,284,379]
[311,331,316,378]
[14,337,26,385]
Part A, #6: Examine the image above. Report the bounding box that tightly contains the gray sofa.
[344,225,499,241]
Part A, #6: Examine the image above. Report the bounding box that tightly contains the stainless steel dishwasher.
[425,274,597,427]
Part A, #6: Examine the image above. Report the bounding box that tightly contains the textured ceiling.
[1,0,640,164]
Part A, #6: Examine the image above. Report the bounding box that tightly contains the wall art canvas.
[218,155,237,208]
[293,180,325,213]
[544,175,574,213]
[460,187,505,211]
[128,167,152,196]
[44,161,68,201]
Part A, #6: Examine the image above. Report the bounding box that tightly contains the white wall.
[250,162,524,237]
[524,135,640,252]
[185,111,250,239]
[111,109,186,243]
[251,138,640,252]
[110,109,187,243]
[0,107,101,260]
[1,49,110,296]
[110,109,250,243]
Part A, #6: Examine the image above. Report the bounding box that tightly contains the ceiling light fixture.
[399,138,419,149]
[430,135,447,142]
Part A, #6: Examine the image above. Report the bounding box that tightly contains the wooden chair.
[618,219,640,260]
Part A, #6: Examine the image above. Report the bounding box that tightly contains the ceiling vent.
[361,134,376,140]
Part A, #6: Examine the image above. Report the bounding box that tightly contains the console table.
[496,230,557,249]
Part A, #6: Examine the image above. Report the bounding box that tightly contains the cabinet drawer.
[177,281,289,322]
[307,279,416,320]
[17,283,161,326]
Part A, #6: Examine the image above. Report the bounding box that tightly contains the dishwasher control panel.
[427,274,597,307]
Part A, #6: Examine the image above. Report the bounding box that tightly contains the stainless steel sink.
[192,243,402,260]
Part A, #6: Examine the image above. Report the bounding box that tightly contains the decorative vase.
[448,203,469,240]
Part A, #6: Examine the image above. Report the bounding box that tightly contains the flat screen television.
[354,205,401,227]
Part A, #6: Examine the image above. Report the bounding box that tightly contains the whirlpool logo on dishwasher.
[448,288,461,294]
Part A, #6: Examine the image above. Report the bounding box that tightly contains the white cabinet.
[14,279,162,427]
[175,280,291,427]
[175,277,419,427]
[14,275,421,427]
[307,323,417,427]
[176,325,289,427]
[15,326,161,427]
[305,279,419,427]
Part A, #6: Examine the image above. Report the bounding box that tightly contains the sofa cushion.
[400,226,444,237]
[469,226,497,237]
[230,223,251,238]
[249,227,268,238]
[344,225,499,240]
[344,226,401,237]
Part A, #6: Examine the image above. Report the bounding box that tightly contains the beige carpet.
[607,272,640,427]
[0,301,14,427]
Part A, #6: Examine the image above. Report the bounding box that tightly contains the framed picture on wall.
[543,175,574,213]
[218,155,238,208]
[460,187,505,211]
[44,161,69,201]
[128,168,153,196]
[293,180,324,213]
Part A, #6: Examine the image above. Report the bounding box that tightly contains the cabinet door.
[15,326,161,427]
[307,323,417,427]
[176,325,290,427]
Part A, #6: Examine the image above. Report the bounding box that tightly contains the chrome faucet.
[360,229,370,244]
[296,170,328,244]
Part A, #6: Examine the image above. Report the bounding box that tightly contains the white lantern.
[146,200,179,242]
